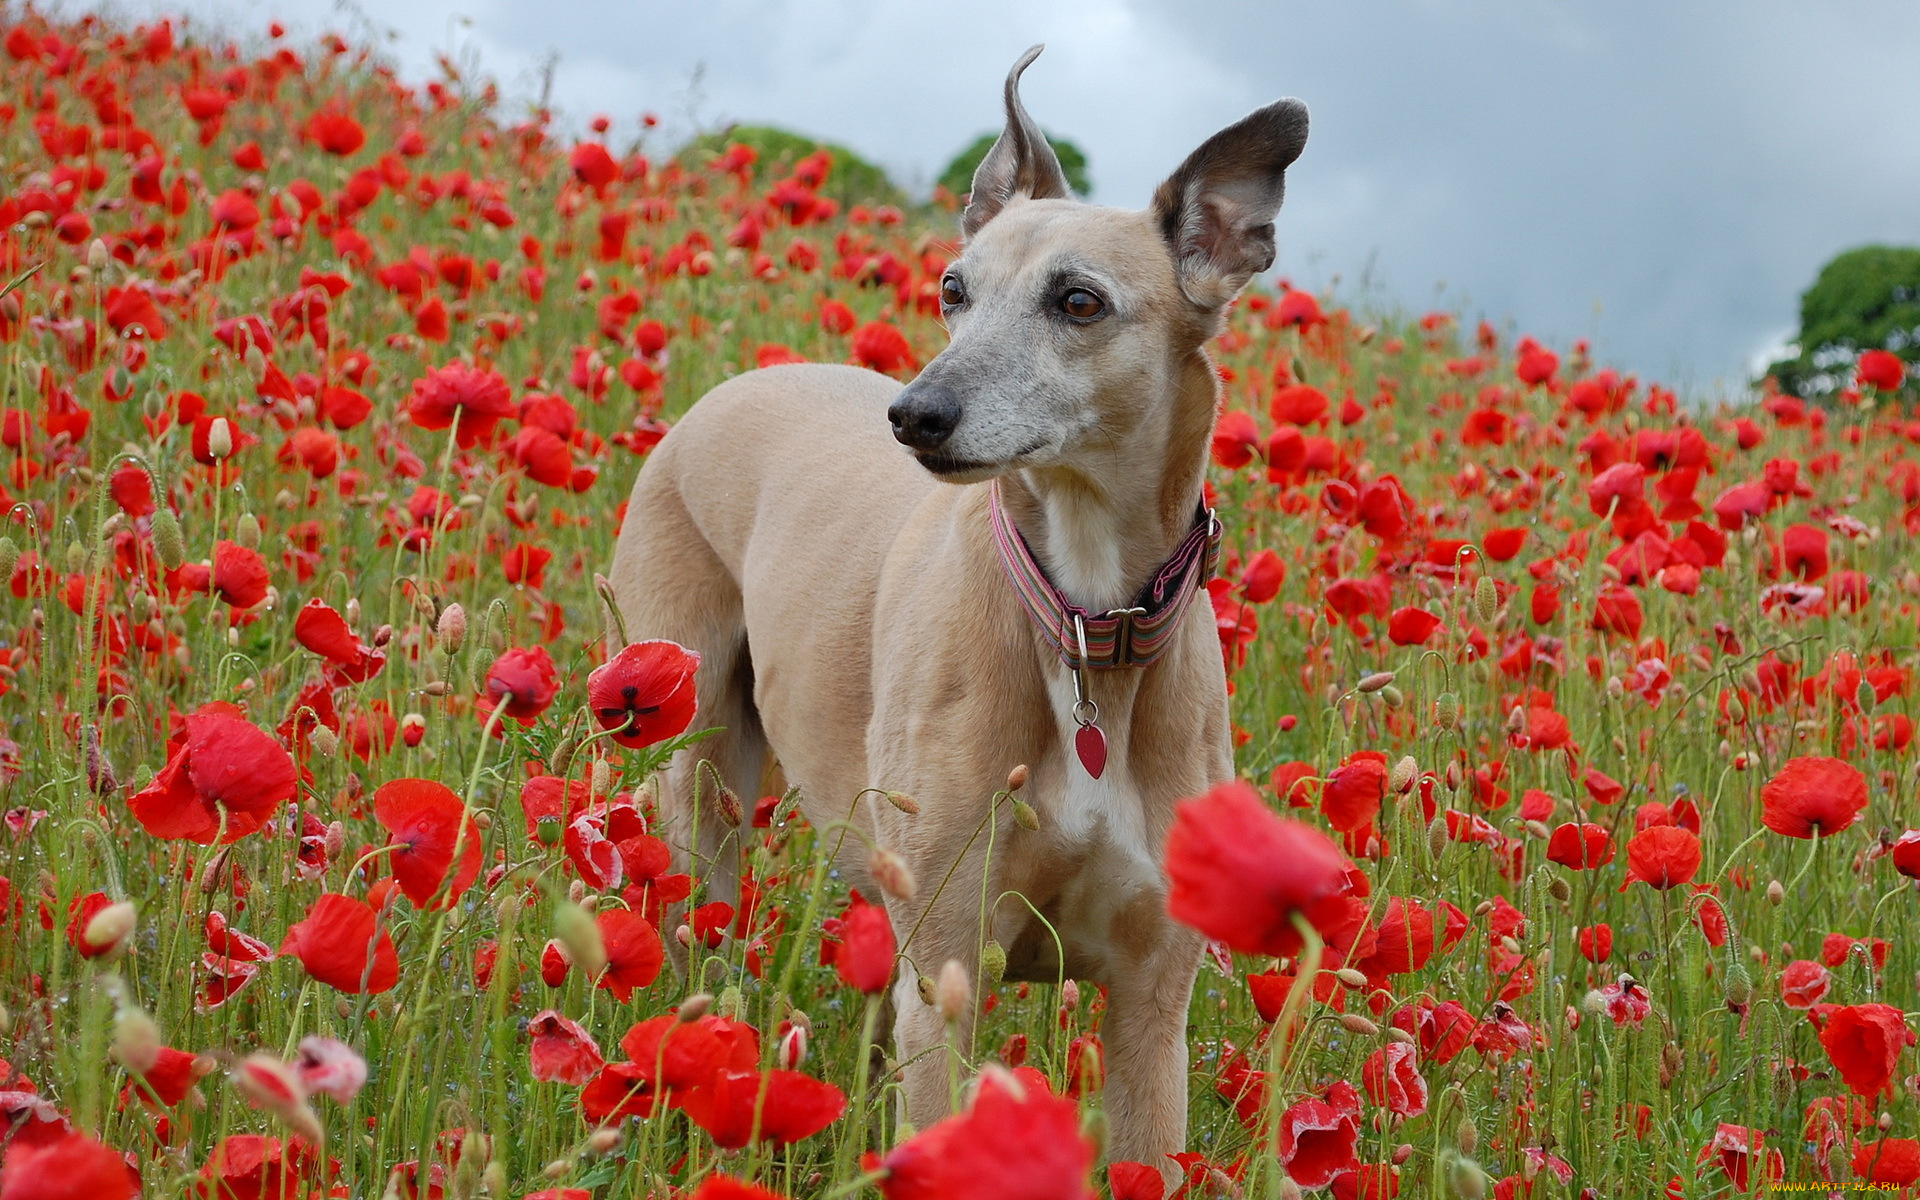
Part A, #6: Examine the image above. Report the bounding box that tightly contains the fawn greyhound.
[609,46,1307,1171]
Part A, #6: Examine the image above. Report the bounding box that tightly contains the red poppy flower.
[128,703,297,843]
[1482,527,1528,561]
[1,1130,137,1200]
[1239,549,1285,602]
[281,894,400,994]
[1387,606,1441,646]
[304,109,366,155]
[527,1010,603,1085]
[595,908,663,1001]
[879,1068,1096,1200]
[1621,825,1700,890]
[1361,1041,1427,1118]
[1852,1138,1920,1186]
[407,361,515,449]
[587,640,701,748]
[614,1013,742,1102]
[1211,410,1260,469]
[680,1068,846,1149]
[1165,781,1352,958]
[194,1135,320,1200]
[1779,959,1830,1009]
[1857,348,1906,392]
[830,899,895,994]
[1893,829,1920,878]
[1590,585,1643,638]
[483,646,559,726]
[1817,1003,1914,1100]
[1760,756,1866,838]
[570,142,619,189]
[211,540,270,607]
[1578,924,1612,963]
[1546,822,1613,870]
[374,778,482,909]
[1781,523,1829,581]
[1276,1095,1361,1189]
[292,598,383,682]
[1321,756,1385,834]
[1107,1163,1164,1200]
[1347,896,1433,977]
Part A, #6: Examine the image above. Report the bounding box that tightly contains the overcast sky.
[100,0,1920,394]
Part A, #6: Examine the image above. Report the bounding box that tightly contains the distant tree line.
[1766,245,1920,400]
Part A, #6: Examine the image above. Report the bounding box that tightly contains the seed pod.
[1434,691,1460,730]
[151,507,186,570]
[1389,755,1418,794]
[235,512,261,551]
[1012,799,1040,831]
[936,960,971,1021]
[1357,670,1395,694]
[980,940,1007,986]
[1474,575,1498,625]
[868,846,917,901]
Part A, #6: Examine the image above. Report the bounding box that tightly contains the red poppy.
[1857,348,1906,392]
[527,1010,603,1085]
[686,1180,790,1200]
[211,540,270,607]
[830,899,895,994]
[1546,822,1613,870]
[1778,960,1830,1009]
[281,894,400,994]
[879,1069,1095,1200]
[303,109,366,156]
[1240,549,1285,602]
[194,1135,321,1200]
[1321,755,1385,834]
[1590,585,1643,638]
[587,640,701,748]
[1165,781,1352,957]
[851,321,914,374]
[614,1014,742,1102]
[1211,410,1259,469]
[1482,527,1527,561]
[1621,825,1701,890]
[1852,1139,1920,1186]
[570,142,619,189]
[0,1130,137,1200]
[407,361,515,449]
[1817,1003,1913,1100]
[501,541,554,587]
[1360,1041,1427,1118]
[595,908,664,1001]
[1348,896,1434,977]
[483,646,559,726]
[1893,830,1920,878]
[1780,523,1829,581]
[292,598,383,682]
[1578,924,1612,963]
[1107,1163,1165,1200]
[373,778,482,909]
[1276,1094,1361,1189]
[1387,606,1441,645]
[680,1068,846,1149]
[1760,756,1866,838]
[128,703,297,844]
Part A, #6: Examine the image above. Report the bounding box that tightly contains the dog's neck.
[996,350,1219,613]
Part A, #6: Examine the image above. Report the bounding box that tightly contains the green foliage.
[1766,244,1920,397]
[935,130,1091,200]
[678,124,906,209]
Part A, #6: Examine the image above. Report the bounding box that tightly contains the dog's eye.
[1060,288,1104,320]
[940,276,966,308]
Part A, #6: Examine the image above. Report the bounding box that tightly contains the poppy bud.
[779,1023,808,1069]
[542,1159,572,1180]
[1389,756,1418,793]
[235,511,261,550]
[713,786,743,827]
[1766,880,1784,906]
[590,758,612,798]
[0,536,19,584]
[716,985,744,1019]
[1723,959,1753,1010]
[1012,799,1040,831]
[1357,670,1395,694]
[112,1005,162,1074]
[88,238,110,270]
[438,602,467,652]
[234,1053,323,1145]
[64,541,85,574]
[936,959,971,1021]
[83,900,137,957]
[917,975,937,1006]
[274,487,298,510]
[1334,967,1367,988]
[1524,819,1551,839]
[554,901,606,978]
[1474,575,1498,625]
[1386,1026,1416,1046]
[678,993,714,1022]
[980,940,1007,986]
[400,713,426,747]
[1456,1115,1479,1156]
[886,790,919,815]
[309,725,339,758]
[1427,815,1449,861]
[207,417,234,461]
[1434,692,1460,730]
[324,821,347,861]
[1548,877,1571,902]
[675,923,693,947]
[1856,678,1878,712]
[1393,1143,1414,1166]
[151,507,186,570]
[1380,684,1405,708]
[586,1127,621,1154]
[1061,979,1080,1012]
[1007,763,1029,792]
[868,846,916,900]
[1339,1012,1379,1035]
[1278,1180,1304,1200]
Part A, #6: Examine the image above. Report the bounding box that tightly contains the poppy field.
[2,10,1918,1199]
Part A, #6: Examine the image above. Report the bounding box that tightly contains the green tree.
[935,130,1091,201]
[678,124,907,209]
[1766,245,1920,398]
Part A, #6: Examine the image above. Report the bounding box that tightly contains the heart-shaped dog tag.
[1075,723,1108,779]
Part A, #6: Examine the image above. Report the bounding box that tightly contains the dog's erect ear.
[1149,99,1309,310]
[961,45,1073,240]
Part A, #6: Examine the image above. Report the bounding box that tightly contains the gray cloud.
[108,0,1920,391]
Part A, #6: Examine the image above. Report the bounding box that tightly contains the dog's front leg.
[884,888,988,1135]
[1100,918,1204,1178]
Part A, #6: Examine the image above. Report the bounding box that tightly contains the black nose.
[888,386,961,451]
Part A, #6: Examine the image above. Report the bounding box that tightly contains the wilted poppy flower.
[1760,756,1866,838]
[407,361,515,449]
[680,1068,847,1148]
[128,703,297,844]
[1621,825,1700,890]
[879,1067,1095,1200]
[483,646,559,726]
[830,899,895,994]
[1817,1003,1914,1100]
[588,640,701,748]
[374,778,482,908]
[0,1131,137,1200]
[1165,781,1351,957]
[528,1010,604,1085]
[281,893,400,994]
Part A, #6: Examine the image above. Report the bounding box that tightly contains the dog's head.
[888,45,1308,483]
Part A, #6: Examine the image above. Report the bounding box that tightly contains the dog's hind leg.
[609,470,767,978]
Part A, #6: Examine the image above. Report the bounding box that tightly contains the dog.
[608,45,1307,1172]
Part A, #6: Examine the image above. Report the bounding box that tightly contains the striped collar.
[987,478,1221,670]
